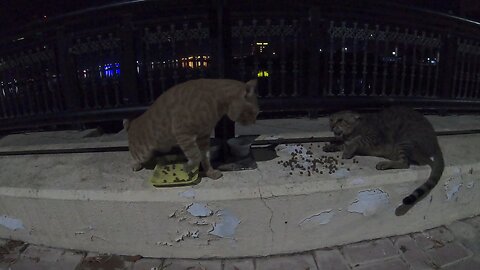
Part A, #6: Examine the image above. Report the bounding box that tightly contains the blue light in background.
[104,63,120,77]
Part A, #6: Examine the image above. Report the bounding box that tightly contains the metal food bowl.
[227,137,254,158]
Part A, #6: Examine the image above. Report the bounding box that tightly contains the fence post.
[308,7,321,98]
[56,27,81,112]
[438,31,457,99]
[307,7,322,118]
[119,15,139,105]
[210,0,235,159]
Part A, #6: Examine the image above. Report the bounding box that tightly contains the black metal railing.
[2,0,480,133]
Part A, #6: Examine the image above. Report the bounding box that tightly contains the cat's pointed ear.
[245,79,257,97]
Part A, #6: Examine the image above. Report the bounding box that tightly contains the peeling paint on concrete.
[445,181,462,200]
[466,181,475,189]
[0,215,24,230]
[186,203,213,217]
[156,241,173,247]
[191,230,200,238]
[444,170,463,200]
[348,189,390,216]
[175,235,184,242]
[175,229,201,242]
[332,168,350,179]
[179,189,196,199]
[190,220,210,226]
[298,209,334,228]
[350,178,366,185]
[209,209,240,238]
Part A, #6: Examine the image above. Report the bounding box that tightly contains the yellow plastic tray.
[149,162,200,187]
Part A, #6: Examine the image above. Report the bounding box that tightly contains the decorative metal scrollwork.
[329,22,440,47]
[232,19,299,38]
[0,47,54,71]
[458,39,480,55]
[143,22,209,44]
[69,33,120,55]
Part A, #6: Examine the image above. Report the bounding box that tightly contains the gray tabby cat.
[323,106,444,216]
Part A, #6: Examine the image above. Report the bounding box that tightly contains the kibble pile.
[276,143,360,176]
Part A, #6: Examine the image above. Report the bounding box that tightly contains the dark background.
[1,0,480,30]
[0,0,118,29]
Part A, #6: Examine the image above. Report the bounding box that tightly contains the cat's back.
[379,106,437,144]
[172,78,245,93]
[152,79,246,107]
[381,106,432,127]
[173,78,246,97]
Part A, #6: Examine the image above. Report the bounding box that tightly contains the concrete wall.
[0,134,479,258]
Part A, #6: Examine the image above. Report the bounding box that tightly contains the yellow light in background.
[179,55,209,68]
[257,71,269,77]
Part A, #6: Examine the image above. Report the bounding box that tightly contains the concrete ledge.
[2,114,480,153]
[0,130,479,258]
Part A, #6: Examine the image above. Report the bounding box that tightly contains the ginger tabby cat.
[124,78,259,179]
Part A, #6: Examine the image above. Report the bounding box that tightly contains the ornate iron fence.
[1,0,480,133]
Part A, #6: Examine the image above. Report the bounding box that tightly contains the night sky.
[0,0,120,29]
[0,0,475,32]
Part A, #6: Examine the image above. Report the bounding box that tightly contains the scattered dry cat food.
[277,143,361,177]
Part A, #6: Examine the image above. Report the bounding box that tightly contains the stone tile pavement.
[0,216,479,270]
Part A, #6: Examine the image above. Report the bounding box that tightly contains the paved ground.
[0,216,478,270]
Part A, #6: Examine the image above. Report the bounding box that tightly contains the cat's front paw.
[184,160,200,173]
[132,163,143,171]
[206,169,223,180]
[322,144,339,152]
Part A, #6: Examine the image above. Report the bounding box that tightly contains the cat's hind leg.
[375,142,411,170]
[197,134,222,180]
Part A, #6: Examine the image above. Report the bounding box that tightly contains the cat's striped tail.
[123,119,130,131]
[395,149,444,216]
